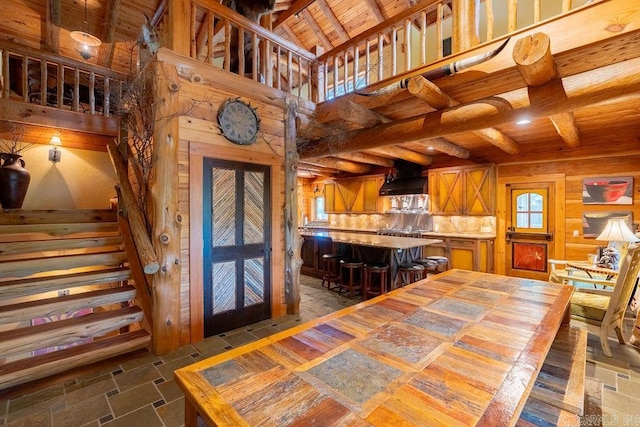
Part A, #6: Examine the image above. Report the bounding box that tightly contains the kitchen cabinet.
[429,164,495,215]
[323,175,384,213]
[421,235,494,273]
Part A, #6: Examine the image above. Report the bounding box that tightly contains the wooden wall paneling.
[498,155,640,267]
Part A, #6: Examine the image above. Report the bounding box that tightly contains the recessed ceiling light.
[516,119,531,125]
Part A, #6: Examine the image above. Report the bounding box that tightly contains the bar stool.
[321,253,342,291]
[397,263,425,287]
[416,258,440,275]
[363,263,389,300]
[425,256,449,273]
[339,259,364,298]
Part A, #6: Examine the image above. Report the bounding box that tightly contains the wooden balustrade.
[0,40,126,116]
[315,0,585,101]
[187,0,316,101]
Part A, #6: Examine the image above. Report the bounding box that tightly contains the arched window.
[512,189,548,233]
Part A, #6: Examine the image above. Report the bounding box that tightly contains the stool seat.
[363,263,389,300]
[398,263,425,287]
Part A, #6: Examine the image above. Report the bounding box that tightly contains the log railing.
[183,0,317,100]
[0,40,126,116]
[315,0,593,100]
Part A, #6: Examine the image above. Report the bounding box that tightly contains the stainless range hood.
[378,160,428,196]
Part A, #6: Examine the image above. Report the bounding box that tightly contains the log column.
[150,61,182,354]
[285,100,302,314]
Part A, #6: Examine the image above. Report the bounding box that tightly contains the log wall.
[498,154,640,262]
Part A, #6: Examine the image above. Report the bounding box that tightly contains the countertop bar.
[300,226,496,240]
[300,230,442,250]
[175,269,573,426]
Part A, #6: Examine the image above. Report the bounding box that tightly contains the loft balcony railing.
[0,40,126,116]
[163,0,595,103]
[316,0,596,101]
[177,0,318,100]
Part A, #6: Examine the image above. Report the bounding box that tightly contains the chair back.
[604,243,640,325]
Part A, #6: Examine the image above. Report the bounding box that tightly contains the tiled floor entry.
[1,275,639,426]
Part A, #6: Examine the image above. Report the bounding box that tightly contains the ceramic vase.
[0,153,31,209]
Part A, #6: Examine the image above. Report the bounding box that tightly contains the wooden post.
[168,0,191,56]
[284,99,302,315]
[150,60,182,354]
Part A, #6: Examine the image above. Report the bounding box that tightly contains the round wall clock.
[217,98,260,145]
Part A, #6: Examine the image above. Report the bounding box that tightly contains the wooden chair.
[570,243,640,357]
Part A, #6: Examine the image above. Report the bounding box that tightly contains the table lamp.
[595,217,639,269]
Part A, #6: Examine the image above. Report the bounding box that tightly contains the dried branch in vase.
[0,121,32,155]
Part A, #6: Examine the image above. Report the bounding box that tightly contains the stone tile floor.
[1,275,639,426]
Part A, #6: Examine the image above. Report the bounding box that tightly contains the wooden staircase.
[0,209,151,390]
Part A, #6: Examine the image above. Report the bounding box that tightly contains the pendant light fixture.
[70,0,102,60]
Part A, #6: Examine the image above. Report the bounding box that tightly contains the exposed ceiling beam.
[403,137,470,158]
[298,163,338,176]
[45,0,61,53]
[363,0,387,23]
[273,0,317,28]
[296,115,343,139]
[97,0,122,68]
[316,0,349,43]
[150,0,168,27]
[279,23,306,49]
[366,146,432,165]
[338,101,391,127]
[513,32,580,147]
[300,56,640,159]
[300,9,333,51]
[333,151,394,167]
[304,157,372,174]
[407,75,519,154]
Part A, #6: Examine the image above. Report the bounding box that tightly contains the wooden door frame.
[495,173,566,275]
[189,140,285,343]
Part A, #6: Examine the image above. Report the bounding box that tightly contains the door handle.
[262,245,272,261]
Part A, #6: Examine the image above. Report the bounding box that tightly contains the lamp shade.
[595,217,639,242]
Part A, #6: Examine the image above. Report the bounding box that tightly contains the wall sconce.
[49,135,62,163]
[313,184,320,194]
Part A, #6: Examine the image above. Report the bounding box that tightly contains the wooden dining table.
[175,269,573,426]
[299,230,442,288]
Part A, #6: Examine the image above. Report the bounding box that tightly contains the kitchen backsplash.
[324,214,496,234]
[432,215,496,234]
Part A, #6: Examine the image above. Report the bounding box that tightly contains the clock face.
[218,99,260,145]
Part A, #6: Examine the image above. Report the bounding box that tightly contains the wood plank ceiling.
[1,0,639,173]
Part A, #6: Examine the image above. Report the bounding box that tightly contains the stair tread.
[0,285,137,325]
[0,266,132,292]
[0,330,151,390]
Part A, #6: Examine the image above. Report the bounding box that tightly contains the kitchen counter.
[299,230,442,288]
[300,225,379,233]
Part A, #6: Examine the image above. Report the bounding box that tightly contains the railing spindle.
[420,11,427,65]
[437,2,443,59]
[287,50,293,93]
[20,54,27,102]
[377,32,384,82]
[508,0,518,33]
[391,27,397,76]
[365,40,370,86]
[89,71,96,115]
[404,19,411,71]
[485,0,494,42]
